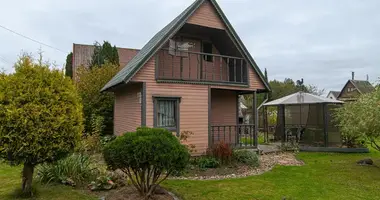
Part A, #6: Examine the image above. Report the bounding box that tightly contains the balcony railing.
[156,49,248,85]
[210,124,257,148]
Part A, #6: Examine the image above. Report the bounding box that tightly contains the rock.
[154,185,168,195]
[357,158,374,165]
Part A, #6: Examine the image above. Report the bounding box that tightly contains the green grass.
[164,151,380,200]
[0,162,96,200]
[2,151,380,200]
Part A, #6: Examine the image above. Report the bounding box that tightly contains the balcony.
[156,49,248,85]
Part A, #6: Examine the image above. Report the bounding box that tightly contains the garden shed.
[263,92,344,150]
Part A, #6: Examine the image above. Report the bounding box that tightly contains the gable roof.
[327,91,340,98]
[337,79,375,98]
[101,0,270,92]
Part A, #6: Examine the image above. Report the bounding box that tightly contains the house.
[326,91,340,100]
[102,0,270,154]
[71,44,139,81]
[337,73,374,102]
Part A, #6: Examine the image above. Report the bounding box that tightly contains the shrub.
[334,89,380,150]
[197,157,220,169]
[232,150,259,167]
[36,154,96,186]
[76,63,119,135]
[208,141,233,164]
[0,54,83,196]
[103,127,190,198]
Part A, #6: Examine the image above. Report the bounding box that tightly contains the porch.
[209,89,258,149]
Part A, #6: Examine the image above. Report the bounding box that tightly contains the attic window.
[202,42,213,62]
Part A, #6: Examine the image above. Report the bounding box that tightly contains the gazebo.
[263,92,344,149]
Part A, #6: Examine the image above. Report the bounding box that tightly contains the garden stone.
[357,158,373,165]
[154,184,168,195]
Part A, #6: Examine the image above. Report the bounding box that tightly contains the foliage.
[100,135,116,147]
[65,52,73,78]
[88,176,115,191]
[76,63,118,135]
[103,127,190,198]
[232,150,259,167]
[334,87,380,150]
[197,157,220,169]
[207,141,233,164]
[0,54,83,196]
[90,41,119,67]
[36,154,96,187]
[180,130,197,153]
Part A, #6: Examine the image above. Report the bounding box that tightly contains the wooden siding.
[114,83,141,136]
[132,57,209,155]
[211,89,237,145]
[187,1,225,30]
[338,81,361,101]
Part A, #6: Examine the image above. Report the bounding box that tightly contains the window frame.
[153,96,181,135]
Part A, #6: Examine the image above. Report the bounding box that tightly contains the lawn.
[0,162,97,200]
[1,151,380,200]
[163,151,380,200]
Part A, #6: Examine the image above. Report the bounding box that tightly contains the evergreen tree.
[90,41,119,68]
[65,52,73,78]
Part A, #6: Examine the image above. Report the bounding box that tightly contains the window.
[202,42,213,62]
[153,97,181,132]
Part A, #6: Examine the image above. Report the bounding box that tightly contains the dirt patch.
[171,152,304,180]
[93,186,176,200]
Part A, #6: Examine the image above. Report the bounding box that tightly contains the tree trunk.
[22,163,34,197]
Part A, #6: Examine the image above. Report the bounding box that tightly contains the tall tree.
[0,54,83,196]
[65,52,73,78]
[90,41,119,68]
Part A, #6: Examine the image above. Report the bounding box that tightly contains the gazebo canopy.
[263,92,343,106]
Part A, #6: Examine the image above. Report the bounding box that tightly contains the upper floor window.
[347,87,355,92]
[202,42,213,62]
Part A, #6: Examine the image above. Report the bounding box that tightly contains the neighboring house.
[326,91,340,100]
[71,44,139,80]
[337,74,375,102]
[102,0,270,154]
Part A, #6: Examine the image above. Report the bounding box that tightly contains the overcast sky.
[0,0,379,93]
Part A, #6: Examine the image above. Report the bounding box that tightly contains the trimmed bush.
[36,154,96,186]
[0,55,83,196]
[197,157,220,169]
[232,150,259,167]
[103,127,190,198]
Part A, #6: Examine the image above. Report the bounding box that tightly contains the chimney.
[351,71,355,80]
[366,74,369,81]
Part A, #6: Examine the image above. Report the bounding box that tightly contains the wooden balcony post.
[253,91,258,147]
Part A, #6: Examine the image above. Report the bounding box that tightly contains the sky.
[0,0,379,93]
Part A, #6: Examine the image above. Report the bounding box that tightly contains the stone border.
[169,152,304,181]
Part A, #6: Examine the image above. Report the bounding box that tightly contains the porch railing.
[156,49,248,85]
[210,125,256,148]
